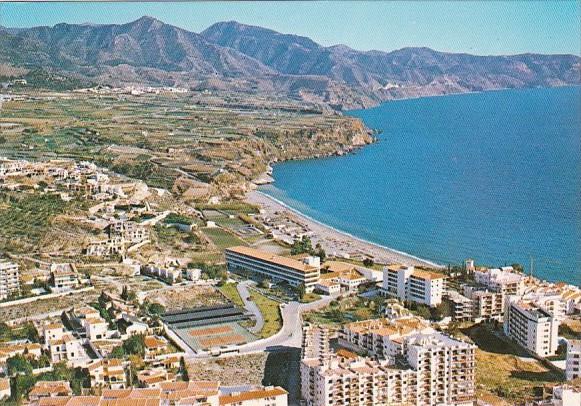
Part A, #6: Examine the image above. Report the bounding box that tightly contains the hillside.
[2,17,580,109]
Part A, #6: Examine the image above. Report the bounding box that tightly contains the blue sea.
[260,87,581,285]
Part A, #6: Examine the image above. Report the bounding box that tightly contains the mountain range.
[1,16,580,109]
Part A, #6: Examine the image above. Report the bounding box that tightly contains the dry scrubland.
[0,91,370,199]
[462,324,564,405]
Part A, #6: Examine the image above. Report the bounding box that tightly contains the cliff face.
[211,115,373,199]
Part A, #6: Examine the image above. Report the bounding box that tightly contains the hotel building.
[503,297,560,357]
[301,322,476,406]
[0,260,20,300]
[225,246,320,292]
[382,265,445,307]
[566,339,581,381]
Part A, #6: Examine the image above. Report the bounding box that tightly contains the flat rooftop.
[226,245,318,274]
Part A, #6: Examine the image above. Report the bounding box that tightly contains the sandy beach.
[246,190,443,269]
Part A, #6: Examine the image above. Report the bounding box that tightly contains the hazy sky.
[1,1,579,56]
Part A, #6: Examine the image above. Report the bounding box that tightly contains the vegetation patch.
[249,290,282,338]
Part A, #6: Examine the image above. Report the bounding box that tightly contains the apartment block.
[463,286,505,321]
[474,267,524,296]
[225,246,320,292]
[566,339,581,381]
[444,290,474,322]
[503,297,560,357]
[339,317,431,359]
[382,265,445,307]
[301,324,331,360]
[0,260,20,300]
[302,322,476,406]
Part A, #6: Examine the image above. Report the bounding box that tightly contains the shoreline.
[246,190,443,269]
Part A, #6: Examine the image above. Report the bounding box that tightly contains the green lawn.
[304,296,381,326]
[300,292,321,303]
[249,290,282,338]
[218,283,245,307]
[202,227,247,250]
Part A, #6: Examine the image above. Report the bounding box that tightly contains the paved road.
[234,295,334,353]
[237,281,264,334]
[171,289,334,360]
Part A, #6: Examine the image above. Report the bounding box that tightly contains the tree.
[290,236,313,255]
[259,278,271,289]
[110,345,126,359]
[7,354,33,376]
[363,258,374,268]
[22,322,40,343]
[180,356,189,381]
[10,374,36,402]
[70,367,91,395]
[329,308,345,323]
[123,334,146,357]
[0,323,12,339]
[121,286,136,302]
[415,305,432,320]
[147,302,165,317]
[296,283,306,300]
[314,243,326,262]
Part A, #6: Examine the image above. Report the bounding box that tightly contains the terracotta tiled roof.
[219,387,287,405]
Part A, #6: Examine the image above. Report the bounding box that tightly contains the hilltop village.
[0,87,579,406]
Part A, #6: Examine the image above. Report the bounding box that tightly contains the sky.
[1,1,580,56]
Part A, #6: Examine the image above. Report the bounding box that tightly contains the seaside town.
[0,3,580,404]
[0,151,577,406]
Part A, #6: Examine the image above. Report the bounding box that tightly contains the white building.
[566,339,581,381]
[186,268,202,281]
[503,297,560,357]
[382,265,445,307]
[84,316,109,341]
[49,263,79,291]
[463,286,505,321]
[445,290,474,321]
[302,322,476,406]
[314,279,341,295]
[225,246,320,292]
[474,267,524,296]
[87,358,127,389]
[142,264,182,284]
[0,260,20,300]
[532,385,581,406]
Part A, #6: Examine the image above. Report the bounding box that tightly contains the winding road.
[169,289,334,359]
[236,281,265,334]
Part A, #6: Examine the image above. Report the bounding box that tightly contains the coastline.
[246,190,443,269]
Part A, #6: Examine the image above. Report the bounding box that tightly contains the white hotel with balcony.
[382,265,446,307]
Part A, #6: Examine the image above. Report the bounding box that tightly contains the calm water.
[260,87,581,285]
